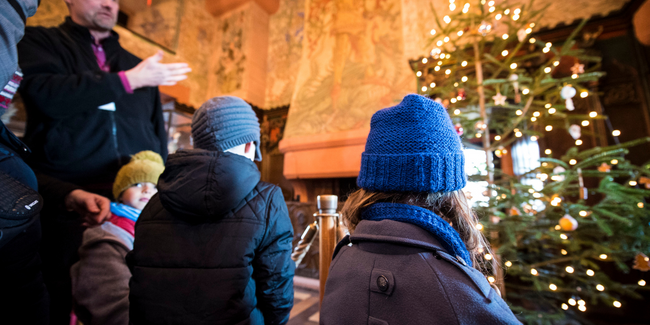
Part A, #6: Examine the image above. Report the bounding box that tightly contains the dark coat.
[321,219,521,325]
[127,150,295,325]
[17,17,167,186]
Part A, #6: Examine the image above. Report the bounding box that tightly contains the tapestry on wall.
[283,0,414,139]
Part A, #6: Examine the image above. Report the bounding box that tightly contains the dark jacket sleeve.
[151,87,168,160]
[34,171,81,213]
[252,187,295,325]
[17,28,127,119]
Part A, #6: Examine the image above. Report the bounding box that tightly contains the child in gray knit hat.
[127,96,295,325]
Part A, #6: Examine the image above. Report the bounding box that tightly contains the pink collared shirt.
[90,37,133,94]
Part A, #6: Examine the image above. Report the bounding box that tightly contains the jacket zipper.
[109,111,122,166]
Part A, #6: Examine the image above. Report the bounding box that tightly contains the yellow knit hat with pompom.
[112,151,165,200]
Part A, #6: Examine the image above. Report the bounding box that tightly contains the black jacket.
[17,17,167,186]
[127,150,295,325]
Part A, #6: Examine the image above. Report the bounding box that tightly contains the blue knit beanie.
[191,96,262,161]
[357,94,466,192]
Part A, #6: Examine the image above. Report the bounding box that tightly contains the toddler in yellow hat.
[70,151,164,325]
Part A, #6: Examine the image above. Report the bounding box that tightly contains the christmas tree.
[410,0,650,323]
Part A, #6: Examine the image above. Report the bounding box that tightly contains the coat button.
[377,275,389,292]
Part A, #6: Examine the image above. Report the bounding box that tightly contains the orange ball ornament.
[559,214,578,231]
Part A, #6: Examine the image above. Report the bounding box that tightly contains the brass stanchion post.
[315,195,339,305]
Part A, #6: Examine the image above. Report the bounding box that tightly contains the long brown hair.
[341,188,493,272]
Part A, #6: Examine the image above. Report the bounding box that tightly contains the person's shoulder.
[252,181,282,200]
[24,25,61,39]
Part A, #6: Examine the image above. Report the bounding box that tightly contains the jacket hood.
[158,149,260,219]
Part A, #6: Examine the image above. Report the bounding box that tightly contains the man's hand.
[64,189,111,227]
[124,50,191,89]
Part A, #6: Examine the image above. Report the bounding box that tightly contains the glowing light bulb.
[596,284,605,291]
[510,63,517,69]
[460,61,467,67]
[494,135,501,141]
[516,110,523,116]
[421,86,428,92]
[416,71,422,77]
[454,109,461,115]
[638,202,644,208]
[562,303,569,310]
[502,34,509,40]
[504,9,510,15]
[582,120,590,126]
[578,300,586,306]
[529,37,536,43]
[531,117,537,122]
[495,13,502,20]
[611,159,618,165]
[502,50,509,56]
[586,269,594,276]
[553,61,560,66]
[579,211,588,217]
[430,82,436,88]
[476,223,484,230]
[489,6,495,12]
[566,266,574,273]
[444,36,450,43]
[545,103,552,108]
[580,91,588,98]
[514,8,521,15]
[548,108,556,114]
[589,111,597,118]
[630,180,637,186]
[555,225,561,230]
[430,29,436,35]
[568,298,576,306]
[461,76,468,82]
[443,15,451,24]
[560,234,568,240]
[515,131,522,137]
[545,42,552,48]
[437,40,443,46]
[613,301,621,308]
[544,67,551,73]
[451,98,457,103]
[434,66,440,71]
[457,30,464,36]
[543,47,550,53]
[522,88,530,95]
[449,3,456,10]
[612,130,621,136]
[545,125,553,131]
[445,69,451,75]
[485,253,493,260]
[549,284,557,291]
[578,305,586,312]
[572,74,579,79]
[505,261,512,267]
[531,268,538,275]
[576,139,583,145]
[639,279,646,286]
[438,61,443,65]
[453,82,458,87]
[525,28,532,34]
[545,149,552,154]
[600,254,607,260]
[488,1,495,5]
[561,249,567,255]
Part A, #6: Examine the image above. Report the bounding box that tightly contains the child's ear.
[244,142,252,153]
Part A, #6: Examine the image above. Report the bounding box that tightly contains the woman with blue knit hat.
[320,94,521,324]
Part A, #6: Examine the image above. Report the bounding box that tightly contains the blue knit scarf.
[110,203,141,222]
[361,202,472,267]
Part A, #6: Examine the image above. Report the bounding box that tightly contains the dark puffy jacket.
[321,219,522,325]
[127,150,295,325]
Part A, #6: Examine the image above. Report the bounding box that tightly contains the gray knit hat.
[191,96,262,161]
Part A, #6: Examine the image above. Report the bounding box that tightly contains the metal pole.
[316,195,339,305]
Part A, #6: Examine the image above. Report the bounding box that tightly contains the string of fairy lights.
[417,0,649,315]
